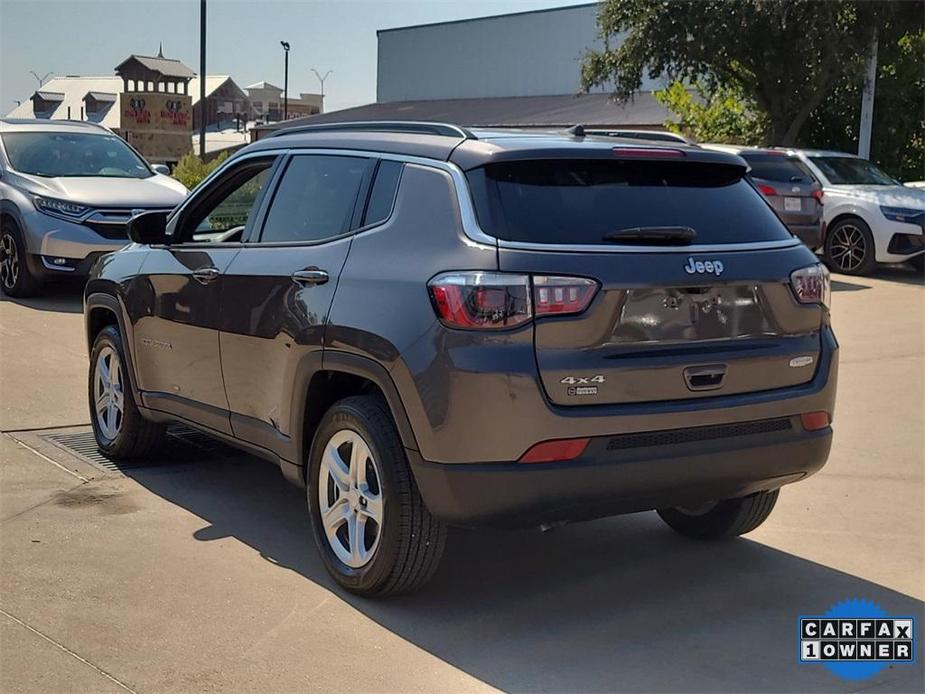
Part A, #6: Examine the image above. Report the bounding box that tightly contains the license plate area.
[784,197,802,211]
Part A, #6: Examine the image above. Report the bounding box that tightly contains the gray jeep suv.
[84,122,837,596]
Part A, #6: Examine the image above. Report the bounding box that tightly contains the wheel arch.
[84,292,143,401]
[288,351,419,486]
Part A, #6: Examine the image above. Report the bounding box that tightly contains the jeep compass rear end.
[85,123,836,596]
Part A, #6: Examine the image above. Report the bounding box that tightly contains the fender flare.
[287,350,420,469]
[84,291,143,402]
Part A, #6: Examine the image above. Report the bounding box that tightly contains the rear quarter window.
[466,159,793,245]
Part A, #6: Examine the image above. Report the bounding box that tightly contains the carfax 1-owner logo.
[799,599,917,681]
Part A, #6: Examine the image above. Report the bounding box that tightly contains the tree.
[581,0,919,147]
[654,81,768,144]
[171,150,228,191]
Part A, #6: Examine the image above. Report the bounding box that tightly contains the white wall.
[377,3,661,102]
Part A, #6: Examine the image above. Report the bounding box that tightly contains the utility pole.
[311,69,332,113]
[280,41,290,120]
[857,26,878,160]
[199,0,207,158]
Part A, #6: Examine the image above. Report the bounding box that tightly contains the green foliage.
[804,28,924,181]
[171,150,229,191]
[655,81,769,144]
[583,0,920,153]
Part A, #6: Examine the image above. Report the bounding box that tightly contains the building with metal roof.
[256,3,675,139]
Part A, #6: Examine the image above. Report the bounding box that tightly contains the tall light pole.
[311,69,332,112]
[199,0,207,157]
[29,71,53,87]
[280,41,290,120]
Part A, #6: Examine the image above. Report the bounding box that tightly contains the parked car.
[84,122,837,596]
[786,149,924,275]
[704,145,824,249]
[0,118,187,297]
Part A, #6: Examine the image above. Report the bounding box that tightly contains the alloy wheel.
[828,223,868,273]
[317,429,384,568]
[94,346,125,441]
[0,232,19,290]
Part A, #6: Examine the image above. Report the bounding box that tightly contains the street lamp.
[310,69,332,113]
[280,41,290,120]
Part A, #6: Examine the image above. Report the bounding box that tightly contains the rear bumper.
[786,222,824,249]
[410,421,832,528]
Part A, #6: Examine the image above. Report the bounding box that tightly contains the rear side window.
[742,154,815,183]
[466,159,793,245]
[260,154,370,244]
[363,160,402,227]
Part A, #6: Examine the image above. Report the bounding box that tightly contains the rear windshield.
[466,159,792,245]
[742,154,815,183]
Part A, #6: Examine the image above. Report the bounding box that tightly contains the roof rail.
[267,120,477,140]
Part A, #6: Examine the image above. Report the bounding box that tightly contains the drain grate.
[42,425,240,474]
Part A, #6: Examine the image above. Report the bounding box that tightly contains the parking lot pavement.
[1,265,923,693]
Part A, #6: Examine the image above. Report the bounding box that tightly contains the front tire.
[307,396,446,596]
[824,217,877,276]
[88,325,165,458]
[657,490,779,540]
[0,220,42,298]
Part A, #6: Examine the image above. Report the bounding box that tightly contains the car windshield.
[1,131,152,179]
[809,156,898,186]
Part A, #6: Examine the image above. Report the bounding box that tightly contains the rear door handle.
[192,266,220,285]
[291,268,329,286]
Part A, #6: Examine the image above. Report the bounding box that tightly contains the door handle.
[192,266,220,285]
[683,364,727,391]
[291,268,329,286]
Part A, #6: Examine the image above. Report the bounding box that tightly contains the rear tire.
[0,220,43,298]
[88,325,165,458]
[823,217,877,276]
[307,395,446,596]
[657,489,779,540]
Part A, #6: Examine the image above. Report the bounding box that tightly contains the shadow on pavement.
[831,279,871,292]
[127,453,924,693]
[0,282,83,314]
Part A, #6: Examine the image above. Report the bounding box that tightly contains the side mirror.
[127,210,169,245]
[151,163,171,175]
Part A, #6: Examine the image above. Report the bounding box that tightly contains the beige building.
[245,81,322,122]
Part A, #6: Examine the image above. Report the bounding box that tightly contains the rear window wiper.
[602,226,697,245]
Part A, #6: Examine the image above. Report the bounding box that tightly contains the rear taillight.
[800,411,830,431]
[811,189,824,205]
[757,183,778,197]
[427,272,599,330]
[428,272,531,330]
[533,276,598,315]
[790,264,831,308]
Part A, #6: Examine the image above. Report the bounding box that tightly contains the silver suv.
[0,118,187,297]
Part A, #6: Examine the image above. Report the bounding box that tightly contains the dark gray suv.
[84,122,837,596]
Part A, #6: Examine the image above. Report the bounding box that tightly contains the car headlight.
[33,196,91,219]
[880,206,924,224]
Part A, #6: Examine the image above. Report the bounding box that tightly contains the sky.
[0,0,580,115]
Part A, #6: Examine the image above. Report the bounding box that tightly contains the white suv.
[787,149,924,275]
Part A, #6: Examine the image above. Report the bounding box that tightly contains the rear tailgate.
[467,154,827,406]
[500,246,823,405]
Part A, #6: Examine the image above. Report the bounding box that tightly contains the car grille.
[604,417,793,451]
[83,208,172,240]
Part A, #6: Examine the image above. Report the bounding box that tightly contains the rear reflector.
[518,437,590,463]
[800,411,830,431]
